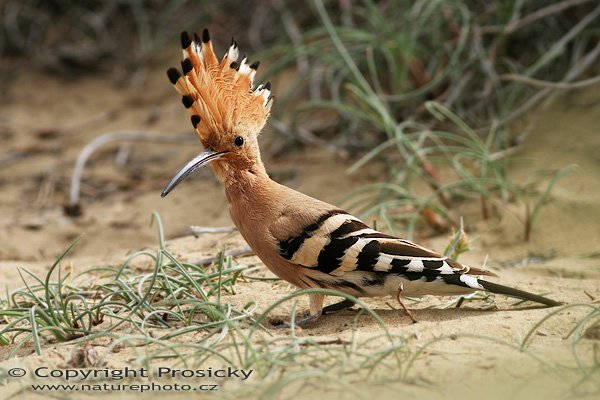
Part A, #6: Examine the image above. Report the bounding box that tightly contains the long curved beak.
[161,149,227,197]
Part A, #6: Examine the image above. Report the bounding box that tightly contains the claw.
[322,299,355,315]
[270,311,322,329]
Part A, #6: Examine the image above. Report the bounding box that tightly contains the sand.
[0,69,598,399]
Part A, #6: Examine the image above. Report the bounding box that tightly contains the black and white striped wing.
[279,210,490,287]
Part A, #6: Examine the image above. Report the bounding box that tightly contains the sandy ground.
[0,67,599,400]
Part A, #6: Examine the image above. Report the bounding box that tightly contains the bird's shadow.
[266,304,552,334]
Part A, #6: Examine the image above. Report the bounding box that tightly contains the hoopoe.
[162,30,561,326]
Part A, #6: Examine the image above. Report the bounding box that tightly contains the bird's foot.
[322,299,356,315]
[269,293,326,329]
[269,299,355,328]
[270,311,322,329]
[397,284,417,324]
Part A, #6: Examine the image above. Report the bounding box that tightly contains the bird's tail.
[478,279,563,307]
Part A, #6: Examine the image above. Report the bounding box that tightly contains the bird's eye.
[234,136,244,147]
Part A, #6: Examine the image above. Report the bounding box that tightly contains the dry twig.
[188,246,254,266]
[67,131,196,215]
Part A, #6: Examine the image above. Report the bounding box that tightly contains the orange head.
[162,29,273,196]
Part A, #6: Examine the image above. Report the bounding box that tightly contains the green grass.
[0,212,410,395]
[0,212,254,358]
[1,213,599,398]
[269,0,599,137]
[261,0,598,240]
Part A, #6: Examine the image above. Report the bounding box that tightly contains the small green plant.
[338,102,573,242]
[514,164,577,241]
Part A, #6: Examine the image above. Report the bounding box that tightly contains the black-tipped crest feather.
[167,67,181,85]
[180,31,191,49]
[191,115,201,128]
[181,95,194,108]
[181,58,193,74]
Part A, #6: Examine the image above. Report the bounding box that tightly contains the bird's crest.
[167,29,272,143]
